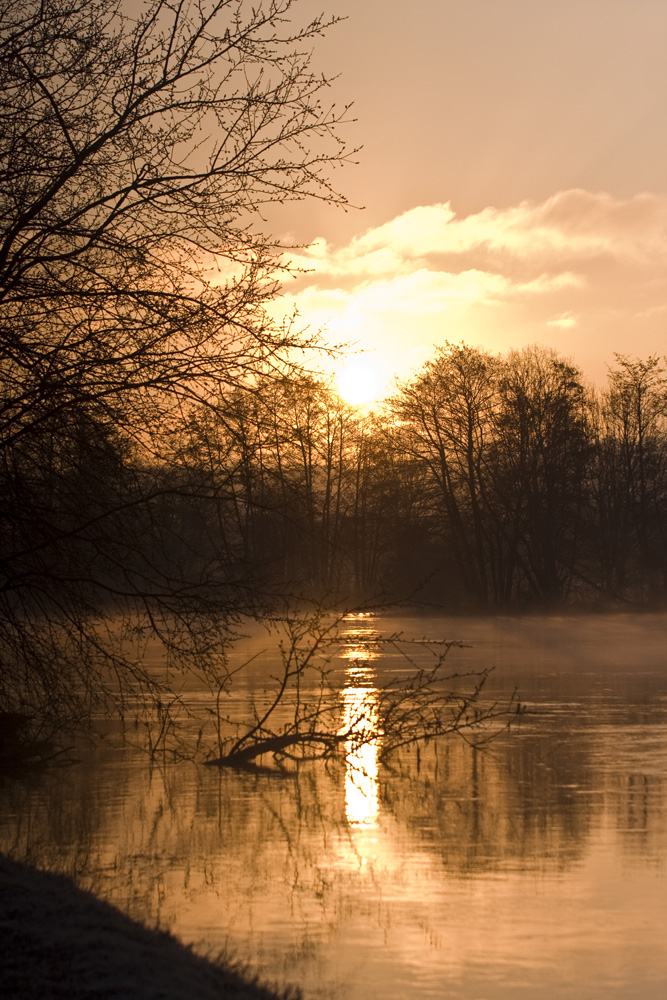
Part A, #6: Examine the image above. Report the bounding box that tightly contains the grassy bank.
[0,855,296,1000]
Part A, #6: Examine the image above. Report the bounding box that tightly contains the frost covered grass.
[0,855,296,1000]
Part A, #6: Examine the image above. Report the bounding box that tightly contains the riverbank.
[0,854,296,999]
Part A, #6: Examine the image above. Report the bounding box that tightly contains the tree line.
[164,344,667,611]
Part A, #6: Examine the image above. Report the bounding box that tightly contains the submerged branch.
[201,612,522,771]
[204,730,346,767]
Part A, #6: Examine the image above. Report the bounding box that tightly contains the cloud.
[275,190,667,385]
[547,312,578,329]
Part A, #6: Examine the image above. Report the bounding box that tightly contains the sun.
[336,358,385,406]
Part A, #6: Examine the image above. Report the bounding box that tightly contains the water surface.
[2,614,666,999]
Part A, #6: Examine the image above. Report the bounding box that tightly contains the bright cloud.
[547,312,579,329]
[274,190,667,388]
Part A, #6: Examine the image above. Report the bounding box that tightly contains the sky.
[266,0,667,400]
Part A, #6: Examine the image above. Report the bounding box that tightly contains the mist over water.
[2,613,666,1000]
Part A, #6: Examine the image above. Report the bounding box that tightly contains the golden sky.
[268,0,667,396]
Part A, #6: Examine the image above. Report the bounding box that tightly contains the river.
[1,613,666,999]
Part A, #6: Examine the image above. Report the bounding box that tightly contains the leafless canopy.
[0,0,353,735]
[0,0,353,435]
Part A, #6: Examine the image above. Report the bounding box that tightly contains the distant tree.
[177,373,356,597]
[392,343,590,608]
[345,414,408,599]
[590,355,667,600]
[490,346,588,603]
[392,343,500,607]
[0,0,352,735]
[580,391,631,599]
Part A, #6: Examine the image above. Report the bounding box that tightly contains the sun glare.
[336,358,384,406]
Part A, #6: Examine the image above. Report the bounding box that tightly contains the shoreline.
[0,854,296,1000]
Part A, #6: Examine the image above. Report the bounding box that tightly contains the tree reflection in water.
[3,615,667,1000]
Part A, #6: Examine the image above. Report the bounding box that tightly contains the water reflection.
[340,613,381,663]
[341,665,380,828]
[2,615,667,1000]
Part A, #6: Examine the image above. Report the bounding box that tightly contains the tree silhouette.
[0,0,352,735]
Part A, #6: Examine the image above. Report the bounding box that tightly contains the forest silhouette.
[162,343,667,611]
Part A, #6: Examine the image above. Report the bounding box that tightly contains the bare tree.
[0,0,353,738]
[491,346,588,603]
[392,342,499,606]
[390,343,590,607]
[590,355,667,600]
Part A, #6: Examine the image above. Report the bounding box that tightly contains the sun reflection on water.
[341,666,380,828]
[340,612,381,664]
